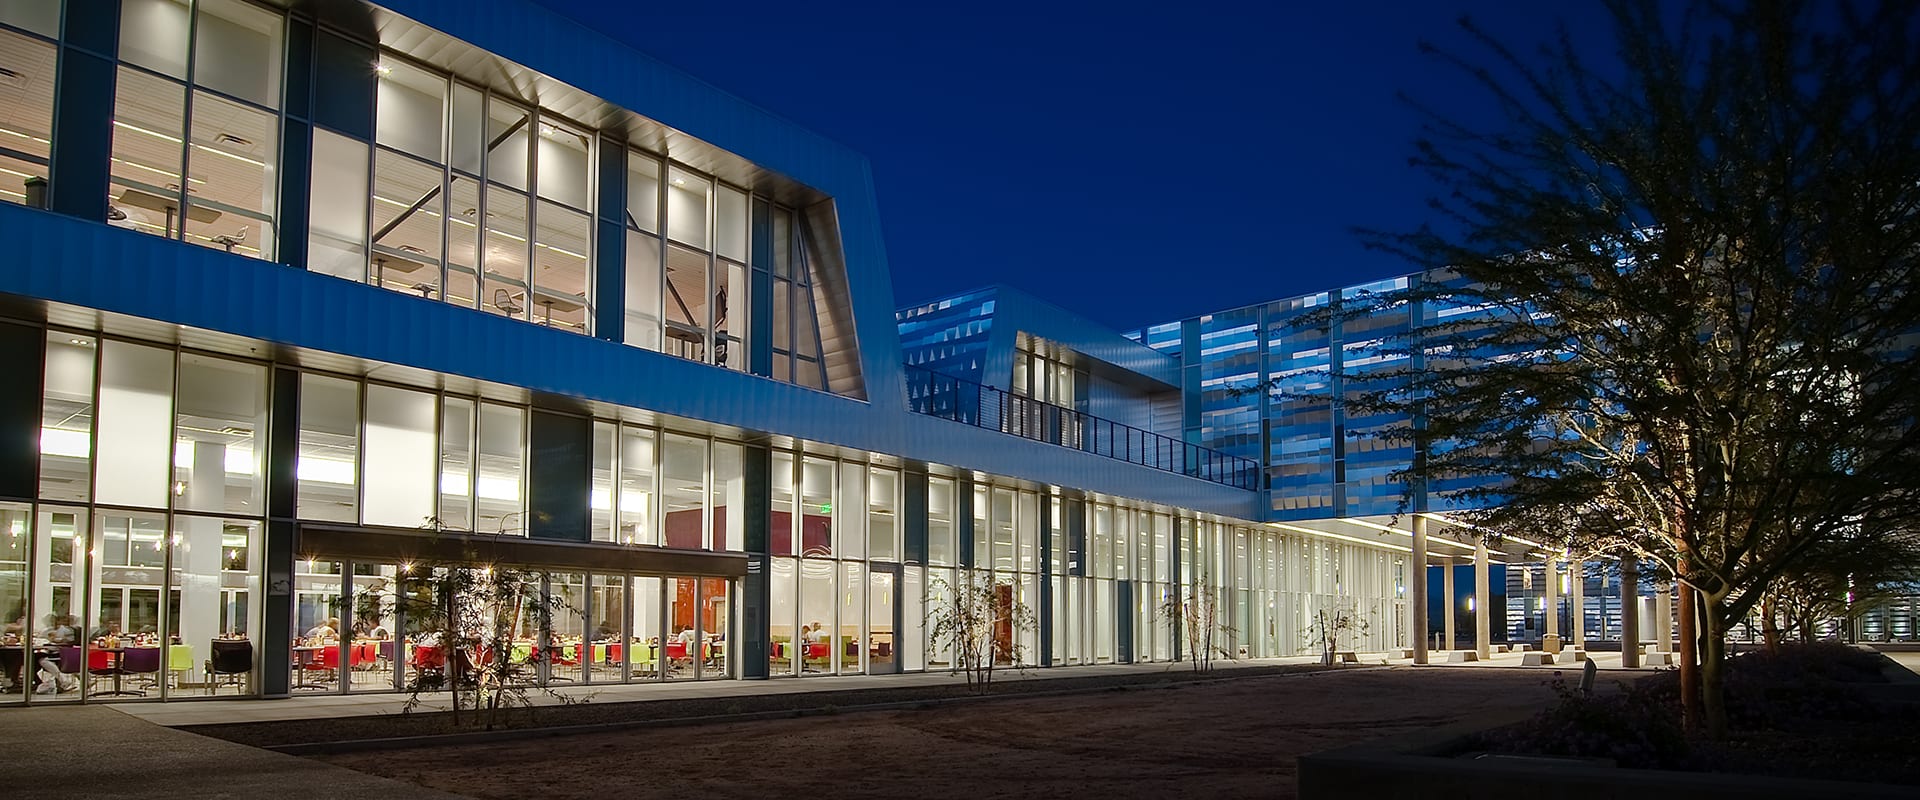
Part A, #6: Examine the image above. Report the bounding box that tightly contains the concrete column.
[1442,555,1456,651]
[1571,560,1586,648]
[1620,559,1641,668]
[1410,516,1429,664]
[1655,582,1673,654]
[1473,540,1491,660]
[1543,559,1559,640]
[183,442,228,670]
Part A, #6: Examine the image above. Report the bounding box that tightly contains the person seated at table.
[594,619,619,640]
[304,617,339,642]
[45,614,80,645]
[27,615,79,694]
[800,622,822,644]
[88,617,121,641]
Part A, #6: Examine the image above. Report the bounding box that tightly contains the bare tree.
[926,569,1035,692]
[1305,604,1371,667]
[1345,0,1920,739]
[342,518,580,730]
[1161,574,1236,671]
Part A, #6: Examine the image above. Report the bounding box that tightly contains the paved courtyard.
[314,667,1562,799]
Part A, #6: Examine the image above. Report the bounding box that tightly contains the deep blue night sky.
[533,0,1615,330]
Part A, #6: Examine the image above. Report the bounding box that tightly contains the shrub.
[1475,678,1688,769]
[1637,643,1885,729]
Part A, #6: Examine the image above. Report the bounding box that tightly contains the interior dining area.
[288,558,734,692]
[1,503,264,701]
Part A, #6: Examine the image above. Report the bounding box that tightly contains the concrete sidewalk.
[1876,647,1920,683]
[110,654,1333,727]
[0,705,466,799]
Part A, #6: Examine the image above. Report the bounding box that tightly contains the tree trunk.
[1699,603,1730,740]
[1760,596,1780,654]
[1676,580,1699,733]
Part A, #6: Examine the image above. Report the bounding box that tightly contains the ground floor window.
[1,502,263,703]
[288,557,734,695]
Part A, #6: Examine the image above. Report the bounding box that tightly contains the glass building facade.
[0,0,1419,708]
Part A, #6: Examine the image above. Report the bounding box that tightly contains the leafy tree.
[1345,0,1920,739]
[1760,531,1920,647]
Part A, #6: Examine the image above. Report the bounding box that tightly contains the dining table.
[90,647,143,697]
[290,645,330,690]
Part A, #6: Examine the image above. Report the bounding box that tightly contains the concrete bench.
[1642,652,1674,666]
[1445,650,1478,663]
[1520,652,1556,666]
[1566,649,1587,662]
[1392,648,1415,659]
[1336,650,1360,663]
[1491,644,1510,653]
[1514,643,1532,652]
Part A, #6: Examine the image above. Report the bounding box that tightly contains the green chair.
[632,640,656,677]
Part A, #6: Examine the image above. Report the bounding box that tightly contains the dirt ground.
[316,667,1558,799]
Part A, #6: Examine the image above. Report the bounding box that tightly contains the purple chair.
[118,647,162,695]
[57,645,81,675]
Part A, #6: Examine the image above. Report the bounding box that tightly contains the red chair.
[412,644,445,670]
[351,642,378,668]
[297,646,338,687]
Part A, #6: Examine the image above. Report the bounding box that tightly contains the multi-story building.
[0,0,1454,707]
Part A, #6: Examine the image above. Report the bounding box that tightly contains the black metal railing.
[904,364,1264,491]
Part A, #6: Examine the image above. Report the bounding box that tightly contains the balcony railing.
[904,364,1263,491]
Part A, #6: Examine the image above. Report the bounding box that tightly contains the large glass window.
[110,1,283,260]
[474,403,525,534]
[374,59,443,162]
[370,147,444,297]
[39,333,96,503]
[309,130,370,281]
[770,452,795,557]
[660,434,705,549]
[624,229,662,350]
[0,24,56,207]
[437,397,474,530]
[591,422,615,542]
[798,558,833,674]
[927,478,954,566]
[193,0,283,108]
[96,341,175,510]
[296,375,359,522]
[363,385,437,528]
[868,468,898,561]
[768,558,796,676]
[169,514,262,697]
[618,427,656,545]
[532,200,591,333]
[798,457,833,558]
[711,442,743,552]
[173,355,267,516]
[836,462,865,561]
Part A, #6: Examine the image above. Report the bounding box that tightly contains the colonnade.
[1402,524,1668,664]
